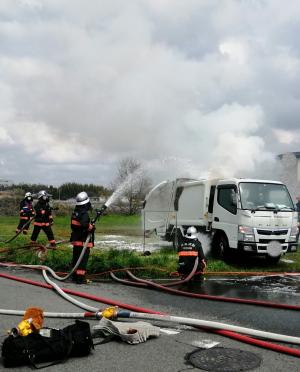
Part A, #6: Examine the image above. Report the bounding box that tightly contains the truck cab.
[211,178,299,262]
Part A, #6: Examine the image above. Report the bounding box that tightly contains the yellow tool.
[11,318,33,337]
[10,307,44,337]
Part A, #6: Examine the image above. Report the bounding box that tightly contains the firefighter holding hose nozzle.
[70,193,107,284]
[177,226,207,279]
[70,192,96,284]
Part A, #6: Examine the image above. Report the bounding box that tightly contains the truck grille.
[256,229,288,235]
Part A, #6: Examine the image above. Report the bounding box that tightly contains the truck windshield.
[239,182,295,211]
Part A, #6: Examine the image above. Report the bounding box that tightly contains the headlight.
[238,225,255,242]
[290,226,299,235]
[289,226,299,242]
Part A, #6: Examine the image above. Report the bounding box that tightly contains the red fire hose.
[0,271,300,357]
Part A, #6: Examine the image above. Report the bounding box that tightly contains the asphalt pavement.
[0,267,299,371]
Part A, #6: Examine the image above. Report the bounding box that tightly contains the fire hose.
[11,204,107,282]
[0,309,101,319]
[1,272,300,357]
[0,272,163,314]
[110,257,200,287]
[0,242,45,254]
[2,217,35,244]
[2,207,60,244]
[109,270,300,311]
[0,240,69,256]
[5,244,166,313]
[1,256,300,312]
[0,205,109,316]
[1,271,300,346]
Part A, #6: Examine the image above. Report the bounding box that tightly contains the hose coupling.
[101,306,118,320]
[95,311,102,320]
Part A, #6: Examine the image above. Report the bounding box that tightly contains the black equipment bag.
[63,319,94,357]
[1,320,93,369]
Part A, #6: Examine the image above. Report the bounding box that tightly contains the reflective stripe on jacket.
[178,251,198,257]
[70,208,94,248]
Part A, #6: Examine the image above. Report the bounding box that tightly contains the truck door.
[213,184,238,249]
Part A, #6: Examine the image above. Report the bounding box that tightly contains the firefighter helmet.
[76,191,90,206]
[186,226,198,239]
[37,190,49,201]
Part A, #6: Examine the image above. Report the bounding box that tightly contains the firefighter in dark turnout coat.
[70,191,95,284]
[177,226,206,277]
[16,192,35,234]
[30,190,56,247]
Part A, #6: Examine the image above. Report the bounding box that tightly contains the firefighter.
[70,191,95,284]
[177,226,206,278]
[16,192,35,234]
[30,190,56,248]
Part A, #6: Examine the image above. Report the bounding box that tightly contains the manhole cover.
[187,347,261,371]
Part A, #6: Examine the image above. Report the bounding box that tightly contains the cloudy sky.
[1,0,300,186]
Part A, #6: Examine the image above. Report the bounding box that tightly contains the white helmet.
[76,191,90,206]
[38,190,49,200]
[24,192,32,199]
[186,226,198,239]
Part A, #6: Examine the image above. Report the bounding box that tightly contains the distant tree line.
[0,157,153,215]
[0,182,111,200]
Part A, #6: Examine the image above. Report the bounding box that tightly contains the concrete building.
[278,152,300,203]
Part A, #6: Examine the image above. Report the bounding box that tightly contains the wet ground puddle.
[185,275,300,305]
[95,234,300,305]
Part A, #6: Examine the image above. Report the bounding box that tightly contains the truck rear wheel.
[172,229,182,249]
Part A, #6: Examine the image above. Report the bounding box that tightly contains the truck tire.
[214,234,230,260]
[172,229,182,250]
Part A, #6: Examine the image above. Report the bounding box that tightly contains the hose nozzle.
[96,204,107,216]
[92,204,108,224]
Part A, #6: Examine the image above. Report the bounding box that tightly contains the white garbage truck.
[142,178,299,262]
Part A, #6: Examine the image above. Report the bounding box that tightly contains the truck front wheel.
[214,234,230,260]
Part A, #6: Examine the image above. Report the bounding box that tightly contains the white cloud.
[0,127,14,145]
[210,132,271,179]
[273,129,300,145]
[11,121,93,163]
[272,48,300,78]
[219,39,250,65]
[20,0,43,8]
[0,0,299,185]
[0,56,59,80]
